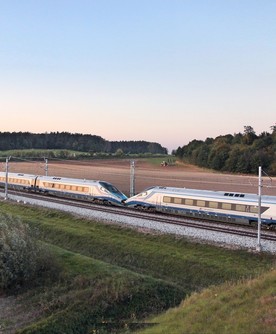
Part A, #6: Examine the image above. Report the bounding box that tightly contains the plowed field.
[7,159,276,196]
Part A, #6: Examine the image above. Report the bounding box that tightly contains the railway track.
[2,189,276,243]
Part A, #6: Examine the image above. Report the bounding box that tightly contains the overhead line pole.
[256,166,262,252]
[4,156,11,200]
[44,157,48,176]
[130,160,135,197]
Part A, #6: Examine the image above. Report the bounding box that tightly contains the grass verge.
[0,201,275,333]
[135,268,276,334]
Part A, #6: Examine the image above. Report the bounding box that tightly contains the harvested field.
[6,159,276,196]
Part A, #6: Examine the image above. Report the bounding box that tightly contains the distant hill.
[0,132,168,155]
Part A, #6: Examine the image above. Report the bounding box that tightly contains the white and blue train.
[125,186,276,227]
[1,172,276,227]
[0,172,127,206]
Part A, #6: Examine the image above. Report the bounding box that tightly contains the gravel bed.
[3,193,276,254]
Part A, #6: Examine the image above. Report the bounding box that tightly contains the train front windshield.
[100,182,125,196]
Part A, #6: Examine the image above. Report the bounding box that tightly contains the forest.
[174,125,276,175]
[0,132,167,155]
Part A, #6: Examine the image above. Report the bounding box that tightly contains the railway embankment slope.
[136,268,276,334]
[0,201,275,333]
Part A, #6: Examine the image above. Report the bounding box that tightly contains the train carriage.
[125,186,276,227]
[0,172,127,206]
[0,173,36,190]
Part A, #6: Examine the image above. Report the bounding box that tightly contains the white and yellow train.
[0,172,127,206]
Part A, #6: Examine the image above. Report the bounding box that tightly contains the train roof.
[0,172,37,178]
[1,172,108,186]
[38,175,104,185]
[141,186,276,203]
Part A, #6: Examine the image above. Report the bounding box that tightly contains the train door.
[31,176,39,191]
[155,194,162,210]
[156,194,168,213]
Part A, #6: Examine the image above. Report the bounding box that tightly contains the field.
[0,201,275,333]
[1,157,276,333]
[6,157,276,196]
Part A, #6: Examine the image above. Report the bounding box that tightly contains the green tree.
[242,126,257,145]
[115,148,124,156]
[224,146,242,172]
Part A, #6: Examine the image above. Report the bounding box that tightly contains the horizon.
[1,126,275,154]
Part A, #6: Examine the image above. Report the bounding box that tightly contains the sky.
[0,1,275,153]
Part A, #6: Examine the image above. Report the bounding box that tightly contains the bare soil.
[7,158,276,196]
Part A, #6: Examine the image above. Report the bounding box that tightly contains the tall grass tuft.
[0,213,61,293]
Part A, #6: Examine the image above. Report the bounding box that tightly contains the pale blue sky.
[0,1,275,152]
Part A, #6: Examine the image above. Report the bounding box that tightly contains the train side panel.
[125,186,276,227]
[0,172,36,190]
[0,173,126,206]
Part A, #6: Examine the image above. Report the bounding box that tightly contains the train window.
[209,201,218,209]
[236,204,246,212]
[66,185,70,190]
[174,197,182,204]
[196,200,205,207]
[163,196,172,203]
[222,203,232,210]
[99,181,121,194]
[185,199,194,206]
[250,206,258,214]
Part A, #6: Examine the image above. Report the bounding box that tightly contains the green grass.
[0,149,89,159]
[17,244,182,334]
[135,269,276,334]
[1,202,273,291]
[0,201,275,333]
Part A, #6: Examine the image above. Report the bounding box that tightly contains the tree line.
[174,125,276,175]
[0,132,168,155]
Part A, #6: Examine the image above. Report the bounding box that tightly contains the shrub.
[0,213,60,293]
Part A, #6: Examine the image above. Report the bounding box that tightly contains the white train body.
[0,172,127,206]
[125,186,276,227]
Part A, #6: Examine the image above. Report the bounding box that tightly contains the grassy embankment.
[0,200,275,333]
